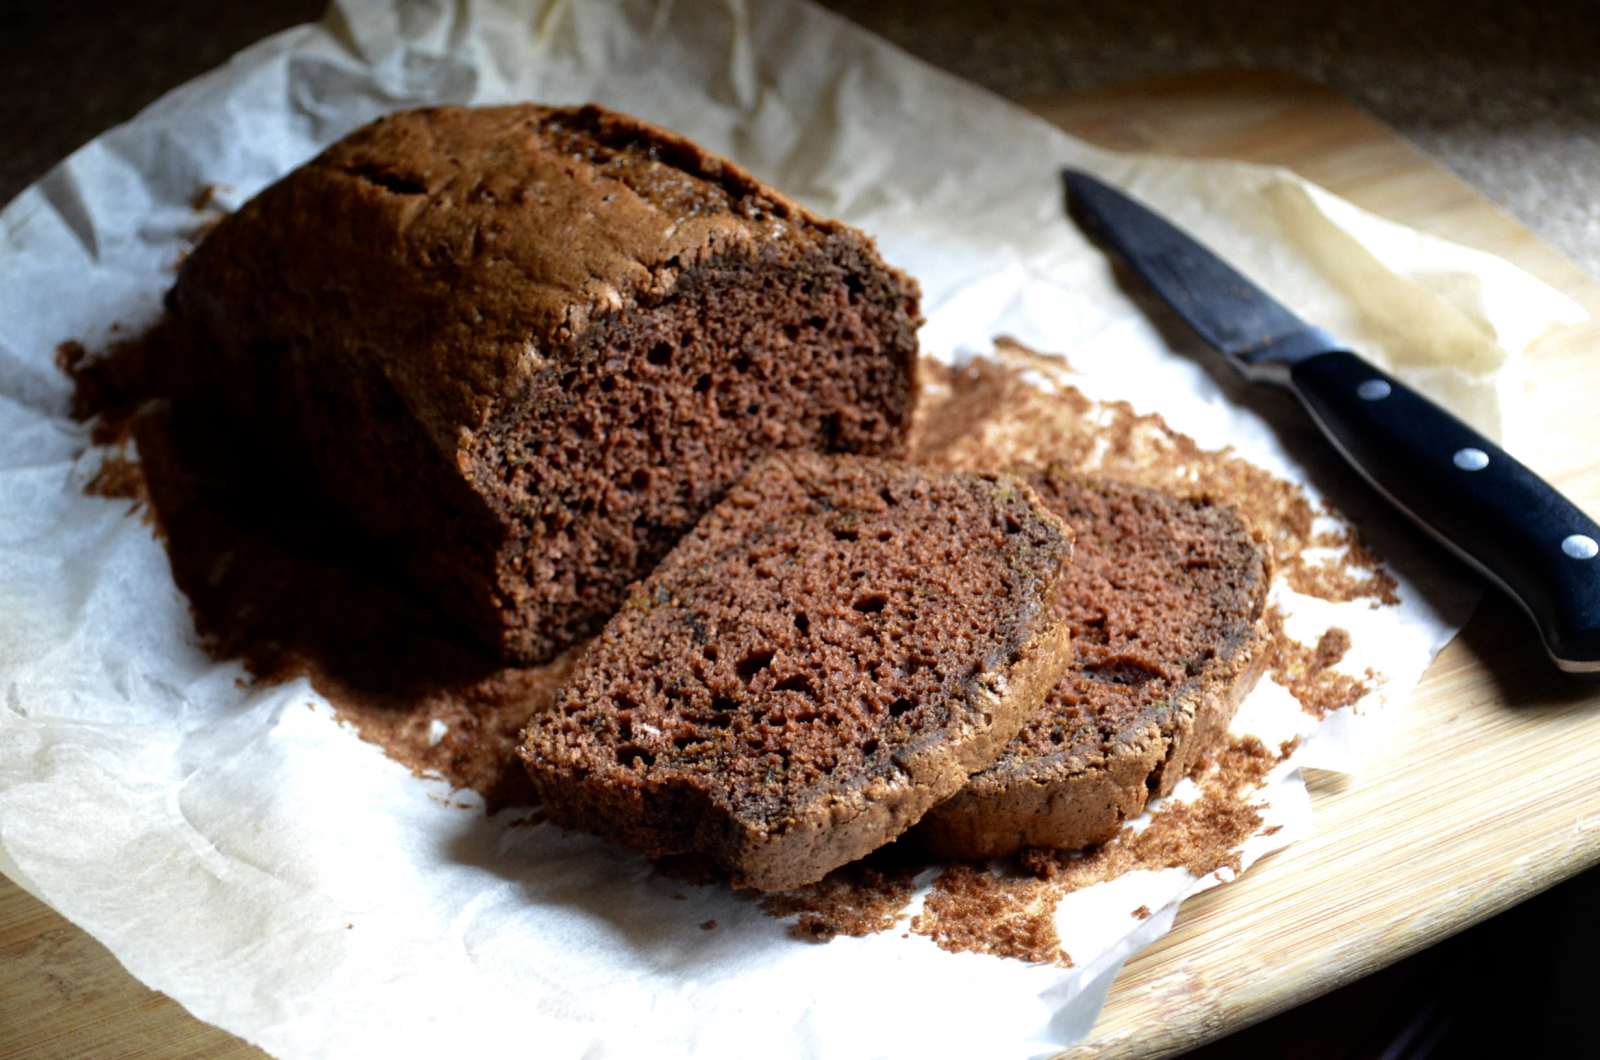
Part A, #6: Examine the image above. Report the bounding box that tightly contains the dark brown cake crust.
[916,471,1270,859]
[169,103,921,663]
[518,452,1076,891]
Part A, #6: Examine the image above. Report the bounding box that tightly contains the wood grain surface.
[4,69,1598,1060]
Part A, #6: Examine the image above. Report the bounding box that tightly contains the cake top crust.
[173,103,899,450]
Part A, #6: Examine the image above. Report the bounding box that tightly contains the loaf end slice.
[518,452,1075,891]
[916,471,1270,860]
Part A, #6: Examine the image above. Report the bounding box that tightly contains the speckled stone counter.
[5,1,1596,275]
[819,0,1600,277]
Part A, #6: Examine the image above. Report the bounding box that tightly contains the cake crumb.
[701,920,717,931]
[1132,905,1151,920]
[761,854,921,942]
[911,864,1072,966]
[904,738,1274,966]
[190,183,223,212]
[85,453,151,520]
[1263,608,1375,718]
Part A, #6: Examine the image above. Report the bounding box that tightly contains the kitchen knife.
[1062,168,1600,674]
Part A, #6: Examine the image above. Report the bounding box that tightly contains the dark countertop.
[5,1,1597,275]
[825,0,1600,276]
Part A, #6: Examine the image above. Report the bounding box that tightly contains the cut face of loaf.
[169,104,921,663]
[916,471,1271,860]
[518,452,1076,891]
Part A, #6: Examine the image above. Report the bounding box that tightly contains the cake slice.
[916,471,1270,859]
[518,452,1075,891]
[169,103,920,664]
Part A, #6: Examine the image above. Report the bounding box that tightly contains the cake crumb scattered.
[911,864,1072,966]
[701,920,718,931]
[190,183,223,212]
[1263,608,1375,718]
[84,453,151,520]
[902,738,1278,966]
[760,858,921,942]
[1132,905,1151,920]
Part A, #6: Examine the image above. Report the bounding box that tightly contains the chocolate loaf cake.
[169,104,921,663]
[518,452,1075,891]
[916,471,1270,859]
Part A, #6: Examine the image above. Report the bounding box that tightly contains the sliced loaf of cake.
[169,103,921,664]
[518,451,1076,890]
[916,471,1270,859]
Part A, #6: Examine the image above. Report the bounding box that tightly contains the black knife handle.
[1287,349,1600,673]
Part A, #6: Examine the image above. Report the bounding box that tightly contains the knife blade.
[1063,168,1600,674]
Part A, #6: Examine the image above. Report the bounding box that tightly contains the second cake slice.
[519,451,1075,890]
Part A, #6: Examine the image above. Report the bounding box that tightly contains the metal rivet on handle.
[1453,447,1489,471]
[1357,379,1391,401]
[1563,534,1599,560]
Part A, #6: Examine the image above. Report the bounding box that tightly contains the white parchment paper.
[0,1,1586,1056]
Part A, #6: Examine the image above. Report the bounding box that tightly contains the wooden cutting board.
[4,69,1599,1060]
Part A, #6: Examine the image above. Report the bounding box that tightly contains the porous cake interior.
[529,455,1065,838]
[988,471,1266,778]
[472,245,916,660]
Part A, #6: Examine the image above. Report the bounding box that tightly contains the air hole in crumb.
[888,698,913,718]
[862,738,879,756]
[1004,513,1022,534]
[711,694,736,714]
[694,373,711,393]
[628,469,650,492]
[852,593,889,614]
[600,376,616,393]
[617,746,653,769]
[736,650,774,682]
[879,485,897,507]
[782,322,801,341]
[774,674,815,698]
[831,526,859,542]
[876,529,893,542]
[732,354,752,374]
[793,612,811,636]
[820,412,843,450]
[647,342,672,366]
[702,645,719,662]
